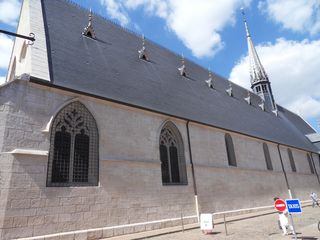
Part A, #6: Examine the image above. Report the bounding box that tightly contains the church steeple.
[241,9,276,111]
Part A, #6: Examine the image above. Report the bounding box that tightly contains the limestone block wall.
[189,123,319,213]
[0,81,196,239]
[0,80,319,239]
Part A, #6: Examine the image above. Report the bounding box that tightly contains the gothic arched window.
[47,102,99,186]
[225,133,236,167]
[287,148,296,172]
[263,143,273,170]
[307,153,315,174]
[159,122,187,185]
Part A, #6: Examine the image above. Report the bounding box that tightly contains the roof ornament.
[138,35,148,60]
[178,54,186,76]
[259,100,265,111]
[272,109,278,116]
[244,91,251,105]
[205,69,214,89]
[226,82,233,97]
[82,9,96,39]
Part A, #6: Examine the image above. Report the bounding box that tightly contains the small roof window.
[178,55,186,76]
[244,91,251,105]
[226,82,233,97]
[205,70,214,89]
[82,9,96,39]
[138,35,148,60]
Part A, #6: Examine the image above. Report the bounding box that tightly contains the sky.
[0,0,319,131]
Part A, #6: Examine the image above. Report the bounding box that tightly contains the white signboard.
[200,213,213,231]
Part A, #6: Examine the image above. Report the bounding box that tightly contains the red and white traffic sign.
[274,199,286,212]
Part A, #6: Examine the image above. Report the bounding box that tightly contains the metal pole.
[181,207,184,232]
[223,214,228,236]
[289,214,297,240]
[186,121,200,222]
[0,29,35,42]
[277,144,297,239]
[277,144,292,196]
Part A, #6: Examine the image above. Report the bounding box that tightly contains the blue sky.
[0,0,319,131]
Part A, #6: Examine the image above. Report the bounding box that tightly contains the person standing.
[310,192,319,207]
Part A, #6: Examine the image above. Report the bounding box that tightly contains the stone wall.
[0,80,319,239]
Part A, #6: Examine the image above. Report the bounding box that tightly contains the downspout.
[310,153,320,185]
[277,144,293,199]
[186,120,199,222]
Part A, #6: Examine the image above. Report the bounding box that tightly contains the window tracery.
[159,122,187,185]
[47,101,99,186]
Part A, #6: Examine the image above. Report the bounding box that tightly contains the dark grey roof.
[39,0,318,152]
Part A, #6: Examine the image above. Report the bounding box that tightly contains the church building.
[0,0,319,239]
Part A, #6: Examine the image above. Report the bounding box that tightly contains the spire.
[241,9,268,85]
[241,8,276,111]
[83,9,96,39]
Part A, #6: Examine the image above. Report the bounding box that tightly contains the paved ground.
[149,206,320,240]
[108,205,320,240]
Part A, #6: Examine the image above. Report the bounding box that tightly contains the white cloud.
[0,34,14,69]
[99,0,252,58]
[0,76,5,85]
[99,0,129,26]
[259,0,320,35]
[0,0,21,26]
[229,38,320,119]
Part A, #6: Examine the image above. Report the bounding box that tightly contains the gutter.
[186,120,199,222]
[277,144,293,198]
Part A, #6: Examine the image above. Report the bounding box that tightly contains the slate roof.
[37,0,318,152]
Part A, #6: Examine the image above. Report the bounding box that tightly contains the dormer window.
[226,83,233,97]
[244,92,251,105]
[138,35,148,60]
[178,55,186,76]
[205,70,214,89]
[82,9,96,39]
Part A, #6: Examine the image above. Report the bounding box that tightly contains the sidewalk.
[105,205,320,240]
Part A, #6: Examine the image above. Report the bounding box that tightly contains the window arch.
[287,148,296,172]
[47,101,99,186]
[307,153,315,174]
[263,143,273,170]
[225,133,236,167]
[159,121,187,185]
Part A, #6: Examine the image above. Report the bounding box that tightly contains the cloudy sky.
[0,0,319,131]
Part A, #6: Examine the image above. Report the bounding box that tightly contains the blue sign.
[285,199,302,214]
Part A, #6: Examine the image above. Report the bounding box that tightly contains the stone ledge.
[2,149,48,156]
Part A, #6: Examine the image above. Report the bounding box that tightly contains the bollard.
[223,214,228,236]
[181,208,185,232]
